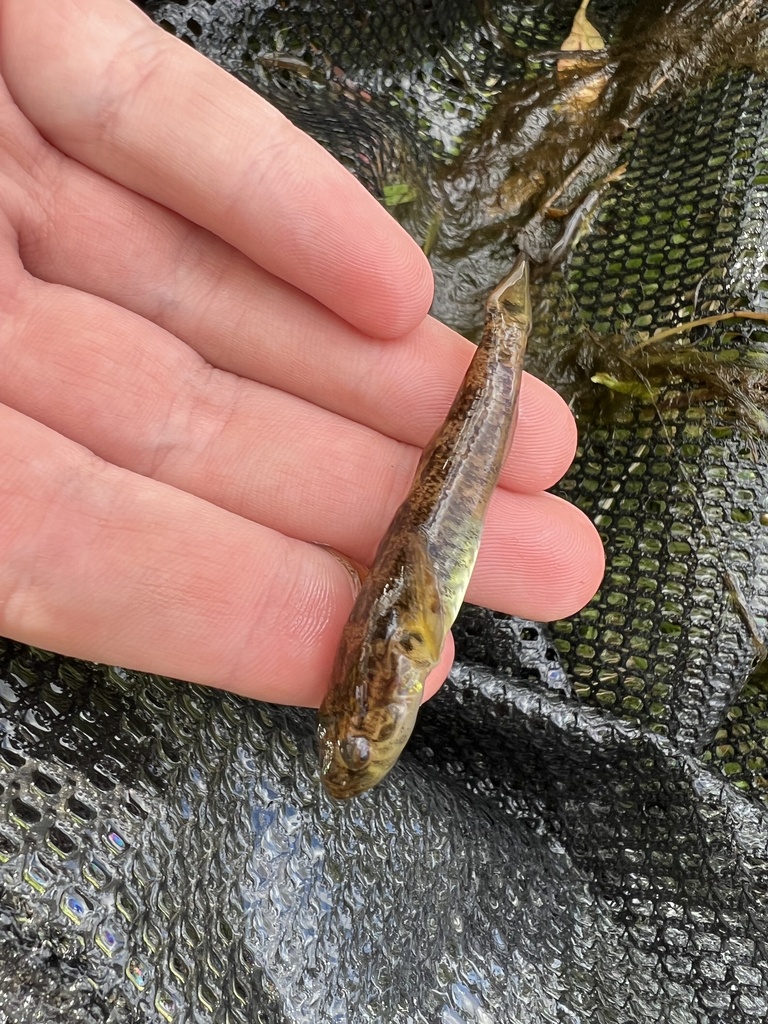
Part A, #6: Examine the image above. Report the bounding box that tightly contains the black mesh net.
[3,1,768,1021]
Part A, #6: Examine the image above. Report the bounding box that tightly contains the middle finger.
[20,147,578,495]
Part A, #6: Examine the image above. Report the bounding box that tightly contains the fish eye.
[339,735,371,772]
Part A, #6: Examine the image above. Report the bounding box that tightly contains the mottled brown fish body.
[318,256,531,799]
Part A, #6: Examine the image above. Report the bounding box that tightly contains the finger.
[0,396,453,706]
[18,147,576,493]
[1,0,433,338]
[3,273,601,619]
[0,402,365,707]
[472,490,605,621]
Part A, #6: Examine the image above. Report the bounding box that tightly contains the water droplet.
[96,922,123,957]
[62,892,88,923]
[106,829,126,853]
[155,990,177,1022]
[127,958,149,990]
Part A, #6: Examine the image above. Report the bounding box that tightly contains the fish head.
[317,647,427,800]
[317,591,444,800]
[318,533,445,800]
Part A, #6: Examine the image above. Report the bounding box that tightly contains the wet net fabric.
[3,1,768,1021]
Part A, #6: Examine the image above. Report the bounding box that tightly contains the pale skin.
[0,0,604,708]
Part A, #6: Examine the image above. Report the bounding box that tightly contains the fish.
[317,255,532,799]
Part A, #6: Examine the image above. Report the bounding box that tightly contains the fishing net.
[3,1,768,1020]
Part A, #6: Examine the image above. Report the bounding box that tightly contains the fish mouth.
[320,756,392,800]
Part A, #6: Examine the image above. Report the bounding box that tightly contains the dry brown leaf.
[558,0,606,72]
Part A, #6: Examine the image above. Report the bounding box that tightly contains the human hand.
[0,0,604,706]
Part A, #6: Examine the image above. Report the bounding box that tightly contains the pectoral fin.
[394,531,446,667]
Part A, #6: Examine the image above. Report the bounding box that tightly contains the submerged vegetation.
[424,0,768,329]
[541,310,768,437]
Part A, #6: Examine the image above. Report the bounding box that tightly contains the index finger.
[1,0,433,338]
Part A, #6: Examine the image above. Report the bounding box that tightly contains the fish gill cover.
[2,1,768,1021]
